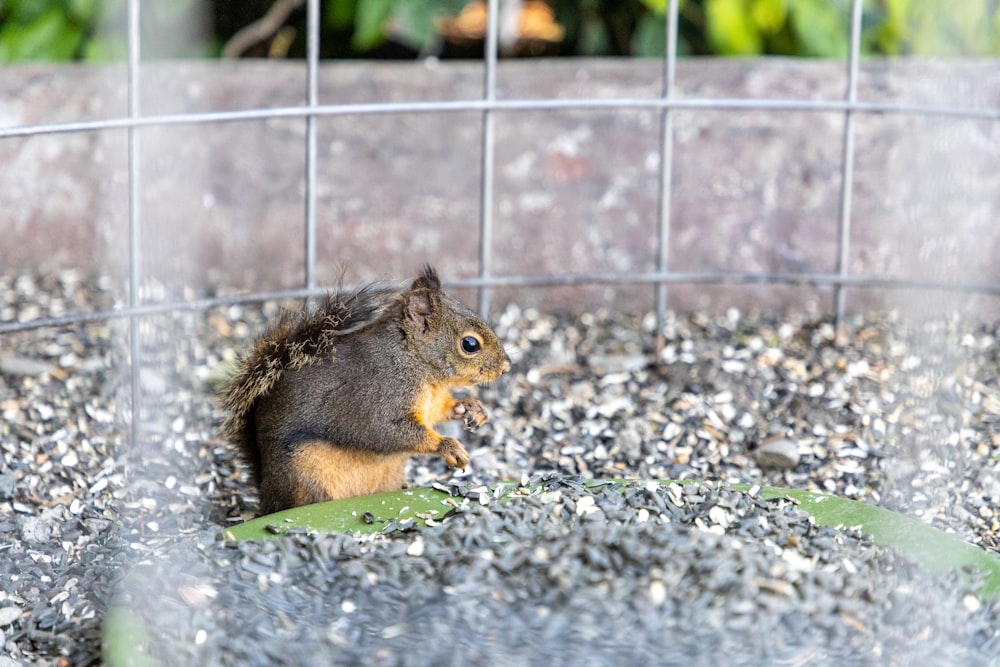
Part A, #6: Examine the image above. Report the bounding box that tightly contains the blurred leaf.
[750,0,785,35]
[82,36,128,62]
[633,12,666,57]
[639,0,687,16]
[705,0,762,55]
[908,4,949,55]
[327,0,357,30]
[869,0,906,55]
[352,0,394,51]
[153,0,201,25]
[388,0,441,51]
[912,0,994,56]
[68,0,102,23]
[789,0,847,57]
[0,7,83,61]
[995,5,1000,54]
[576,13,610,55]
[872,0,1000,56]
[3,0,52,23]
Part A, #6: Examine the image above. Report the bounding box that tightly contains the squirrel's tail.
[220,286,399,481]
[219,319,295,483]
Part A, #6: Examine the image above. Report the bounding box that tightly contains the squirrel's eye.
[460,335,482,355]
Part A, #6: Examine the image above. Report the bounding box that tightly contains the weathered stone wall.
[1,58,997,316]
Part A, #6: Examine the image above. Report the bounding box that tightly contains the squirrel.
[220,265,510,516]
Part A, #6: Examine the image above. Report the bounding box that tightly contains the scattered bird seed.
[1,271,998,664]
[118,476,1000,666]
[754,438,801,469]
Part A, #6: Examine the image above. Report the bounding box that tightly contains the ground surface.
[1,271,999,664]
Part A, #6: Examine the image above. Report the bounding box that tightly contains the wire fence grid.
[1,0,999,445]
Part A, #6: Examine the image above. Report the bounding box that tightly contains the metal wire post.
[126,0,143,449]
[655,0,680,351]
[304,0,320,290]
[834,0,864,323]
[477,0,500,318]
[0,4,994,341]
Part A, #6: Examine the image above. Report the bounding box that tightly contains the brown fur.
[219,283,398,484]
[219,265,510,516]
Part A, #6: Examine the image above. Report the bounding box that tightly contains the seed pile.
[1,271,998,665]
[481,307,1000,550]
[123,476,1000,666]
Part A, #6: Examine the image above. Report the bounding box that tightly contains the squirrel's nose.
[501,353,511,374]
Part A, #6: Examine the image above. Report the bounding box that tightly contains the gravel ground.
[122,477,1000,666]
[1,271,999,665]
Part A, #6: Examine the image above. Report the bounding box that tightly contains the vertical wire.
[655,0,679,351]
[304,0,320,290]
[477,0,500,318]
[126,0,142,449]
[834,0,863,323]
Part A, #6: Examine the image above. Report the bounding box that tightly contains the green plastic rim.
[225,480,1000,598]
[104,480,1000,667]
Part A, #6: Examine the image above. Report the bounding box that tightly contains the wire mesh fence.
[2,8,1000,664]
[1,0,999,443]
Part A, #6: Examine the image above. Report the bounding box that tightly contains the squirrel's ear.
[403,287,440,336]
[403,266,442,336]
[410,265,442,293]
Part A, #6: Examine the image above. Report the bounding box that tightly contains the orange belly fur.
[412,383,457,430]
[285,384,459,505]
[290,441,410,504]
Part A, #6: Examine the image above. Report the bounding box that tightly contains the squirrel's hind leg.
[267,441,410,511]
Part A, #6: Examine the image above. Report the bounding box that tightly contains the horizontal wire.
[2,95,998,139]
[3,62,997,337]
[3,271,999,335]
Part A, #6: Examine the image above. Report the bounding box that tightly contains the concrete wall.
[1,58,997,316]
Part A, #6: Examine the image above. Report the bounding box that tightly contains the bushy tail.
[219,329,284,481]
[219,286,399,482]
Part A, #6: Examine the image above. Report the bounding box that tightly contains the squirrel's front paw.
[452,399,488,431]
[437,437,471,470]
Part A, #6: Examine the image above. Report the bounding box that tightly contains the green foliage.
[789,0,849,57]
[1,0,999,62]
[326,0,357,30]
[639,0,671,13]
[559,0,650,56]
[0,0,208,62]
[633,11,667,56]
[80,34,127,61]
[0,2,89,61]
[868,0,1000,56]
[706,0,763,55]
[750,0,786,35]
[352,0,394,51]
[327,0,466,53]
[667,0,1000,58]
